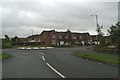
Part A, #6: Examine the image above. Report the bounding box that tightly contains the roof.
[29,40,35,42]
[40,30,55,35]
[17,38,27,39]
[27,34,40,38]
[40,29,90,36]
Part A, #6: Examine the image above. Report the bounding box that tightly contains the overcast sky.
[0,0,119,38]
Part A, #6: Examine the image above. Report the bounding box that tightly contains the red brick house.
[39,30,59,45]
[14,29,91,46]
[39,29,90,46]
[90,35,113,46]
[90,35,98,45]
[27,34,41,42]
[16,38,28,46]
[16,35,41,46]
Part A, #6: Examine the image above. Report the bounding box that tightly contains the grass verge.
[0,53,13,60]
[73,51,119,65]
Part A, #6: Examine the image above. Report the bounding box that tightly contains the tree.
[11,36,18,42]
[5,35,10,41]
[96,25,104,36]
[98,34,106,48]
[108,22,120,49]
[2,35,12,48]
[96,24,106,48]
[11,36,18,46]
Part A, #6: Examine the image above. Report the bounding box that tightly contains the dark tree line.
[108,22,120,49]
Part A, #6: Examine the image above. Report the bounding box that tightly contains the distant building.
[16,38,28,46]
[27,34,41,43]
[39,30,56,45]
[90,35,98,45]
[39,29,90,46]
[13,29,92,46]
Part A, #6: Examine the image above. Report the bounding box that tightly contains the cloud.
[1,1,118,38]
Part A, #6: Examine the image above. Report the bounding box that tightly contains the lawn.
[73,51,119,65]
[0,53,13,60]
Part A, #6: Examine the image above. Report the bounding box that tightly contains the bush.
[2,40,12,48]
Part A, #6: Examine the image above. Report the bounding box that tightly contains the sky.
[0,0,119,38]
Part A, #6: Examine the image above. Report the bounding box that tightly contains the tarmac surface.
[2,47,118,78]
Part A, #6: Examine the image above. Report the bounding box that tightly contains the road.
[2,47,118,78]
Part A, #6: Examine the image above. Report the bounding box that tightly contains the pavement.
[17,47,54,50]
[2,47,119,78]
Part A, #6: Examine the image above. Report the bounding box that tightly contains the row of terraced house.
[15,29,100,46]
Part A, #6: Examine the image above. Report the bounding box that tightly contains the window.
[59,35,62,39]
[52,35,56,38]
[65,36,68,39]
[72,36,77,39]
[44,36,45,38]
[52,40,56,44]
[79,36,81,39]
[38,38,41,42]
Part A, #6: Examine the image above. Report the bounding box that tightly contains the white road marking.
[46,63,66,78]
[98,63,101,64]
[40,53,44,56]
[23,53,28,54]
[41,52,65,78]
[42,56,45,61]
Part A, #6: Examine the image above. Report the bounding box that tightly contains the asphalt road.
[2,47,118,78]
[2,49,60,78]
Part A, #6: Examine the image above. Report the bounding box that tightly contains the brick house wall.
[50,31,59,45]
[39,29,90,46]
[40,30,57,45]
[27,34,41,42]
[16,38,28,46]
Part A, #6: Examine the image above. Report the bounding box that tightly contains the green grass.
[0,53,13,60]
[73,51,119,65]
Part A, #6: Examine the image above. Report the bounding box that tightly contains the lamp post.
[29,29,33,36]
[91,15,99,30]
[29,29,34,46]
[91,14,99,45]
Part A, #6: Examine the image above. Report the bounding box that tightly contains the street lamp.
[29,29,33,36]
[91,14,99,45]
[90,15,99,29]
[29,29,34,41]
[29,29,34,46]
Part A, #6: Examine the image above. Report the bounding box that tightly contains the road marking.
[98,63,101,64]
[46,63,66,78]
[42,56,45,61]
[40,53,44,56]
[23,53,28,54]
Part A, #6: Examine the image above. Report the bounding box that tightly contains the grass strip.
[73,51,119,65]
[0,53,13,60]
